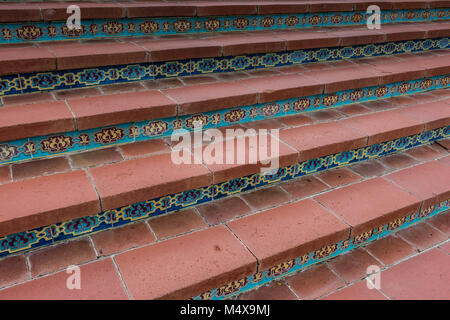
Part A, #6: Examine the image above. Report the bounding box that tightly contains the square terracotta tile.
[148,209,207,239]
[197,197,251,225]
[315,168,361,188]
[427,213,450,236]
[240,186,292,211]
[285,264,345,300]
[12,157,71,181]
[365,235,417,266]
[397,223,447,251]
[379,248,450,299]
[91,222,156,256]
[0,255,28,289]
[282,176,329,199]
[28,239,97,277]
[327,248,382,284]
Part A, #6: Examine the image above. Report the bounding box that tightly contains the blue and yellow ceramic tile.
[0,225,53,258]
[0,137,32,165]
[110,198,167,228]
[1,9,448,44]
[133,117,176,142]
[0,38,448,97]
[52,211,114,242]
[165,185,215,213]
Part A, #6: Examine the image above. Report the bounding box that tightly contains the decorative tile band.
[0,9,449,44]
[0,74,448,166]
[0,125,448,258]
[1,37,449,97]
[193,198,450,300]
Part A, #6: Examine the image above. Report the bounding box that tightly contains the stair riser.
[1,9,449,44]
[0,127,447,258]
[1,75,448,165]
[1,37,448,97]
[194,203,449,300]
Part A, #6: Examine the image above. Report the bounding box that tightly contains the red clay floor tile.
[12,157,71,181]
[285,264,345,300]
[379,153,419,170]
[114,225,257,299]
[118,140,171,158]
[379,248,450,299]
[0,166,11,185]
[397,222,447,251]
[0,259,128,300]
[91,222,156,256]
[427,213,450,236]
[28,238,97,277]
[365,235,417,266]
[348,160,392,178]
[315,167,361,188]
[240,186,292,211]
[327,248,382,284]
[405,144,444,161]
[282,176,329,199]
[0,255,28,289]
[197,197,252,225]
[70,148,123,169]
[148,209,207,240]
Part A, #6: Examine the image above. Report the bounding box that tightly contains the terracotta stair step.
[0,153,447,299]
[1,21,450,75]
[2,0,449,23]
[106,158,450,299]
[0,51,449,146]
[0,100,448,239]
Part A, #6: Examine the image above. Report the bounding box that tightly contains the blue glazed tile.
[0,226,53,258]
[52,213,113,242]
[0,9,448,45]
[133,117,175,142]
[0,137,31,165]
[214,176,257,200]
[112,199,166,227]
[0,38,448,97]
[165,186,214,213]
[0,73,23,95]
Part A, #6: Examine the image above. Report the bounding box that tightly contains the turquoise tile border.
[0,9,448,44]
[0,74,448,165]
[1,37,448,97]
[0,125,448,258]
[193,198,450,300]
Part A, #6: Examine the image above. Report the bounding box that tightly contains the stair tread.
[1,21,449,75]
[0,151,448,299]
[114,225,257,300]
[2,1,449,23]
[1,51,449,144]
[228,199,350,270]
[0,94,448,240]
[0,170,100,237]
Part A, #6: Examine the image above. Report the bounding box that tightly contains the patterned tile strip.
[0,74,448,166]
[0,125,448,258]
[193,198,450,300]
[0,9,448,44]
[1,37,448,97]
